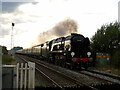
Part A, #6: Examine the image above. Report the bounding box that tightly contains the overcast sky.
[0,0,120,50]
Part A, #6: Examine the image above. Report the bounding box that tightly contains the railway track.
[16,54,120,89]
[16,55,64,89]
[87,70,120,80]
[78,70,120,85]
[77,70,120,89]
[78,71,119,84]
[16,55,98,90]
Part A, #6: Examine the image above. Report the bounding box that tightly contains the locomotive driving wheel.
[84,62,88,70]
[70,62,75,70]
[55,55,59,65]
[61,55,67,68]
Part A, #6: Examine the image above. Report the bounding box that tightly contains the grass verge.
[89,66,120,75]
[2,55,16,65]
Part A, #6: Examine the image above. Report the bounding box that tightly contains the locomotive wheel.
[61,55,67,68]
[70,65,73,69]
[55,55,59,65]
[70,63,75,70]
[70,65,75,70]
[55,59,58,65]
[61,61,66,67]
[48,57,51,63]
[79,65,82,70]
[78,62,82,70]
[58,59,61,66]
[65,64,69,68]
[84,62,88,70]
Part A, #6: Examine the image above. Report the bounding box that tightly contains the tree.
[2,46,8,55]
[90,21,120,68]
[13,47,23,51]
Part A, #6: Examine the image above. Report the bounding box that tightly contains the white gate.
[16,62,35,89]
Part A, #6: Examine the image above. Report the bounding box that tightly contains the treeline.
[1,46,23,55]
[90,21,120,68]
[2,46,8,55]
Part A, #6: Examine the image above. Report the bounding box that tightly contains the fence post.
[28,63,31,89]
[0,46,2,90]
[24,63,27,89]
[28,62,35,89]
[16,63,19,89]
[20,63,23,89]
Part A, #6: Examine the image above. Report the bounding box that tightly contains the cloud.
[2,2,27,13]
[0,2,39,38]
[1,1,38,13]
[0,26,10,38]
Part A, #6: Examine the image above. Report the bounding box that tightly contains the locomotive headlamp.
[71,52,75,57]
[87,52,91,57]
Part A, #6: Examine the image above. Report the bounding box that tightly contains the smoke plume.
[36,18,78,44]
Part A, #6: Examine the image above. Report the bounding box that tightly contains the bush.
[110,50,120,69]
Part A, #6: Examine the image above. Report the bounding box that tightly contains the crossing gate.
[2,62,35,89]
[17,62,35,89]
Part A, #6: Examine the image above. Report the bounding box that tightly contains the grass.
[89,66,120,75]
[2,54,16,65]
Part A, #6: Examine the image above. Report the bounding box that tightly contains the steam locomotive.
[16,33,91,69]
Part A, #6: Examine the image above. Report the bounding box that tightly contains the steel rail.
[22,55,98,90]
[87,70,120,80]
[17,55,65,90]
[78,71,120,85]
[35,67,65,90]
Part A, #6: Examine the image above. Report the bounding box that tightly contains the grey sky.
[2,2,23,13]
[1,2,35,38]
[2,2,38,13]
[0,0,119,50]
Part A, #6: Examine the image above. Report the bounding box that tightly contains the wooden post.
[0,46,2,90]
[24,63,27,89]
[28,63,31,89]
[31,62,35,89]
[28,62,35,89]
[20,63,23,89]
[16,63,19,89]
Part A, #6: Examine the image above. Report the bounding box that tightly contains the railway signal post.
[11,22,15,56]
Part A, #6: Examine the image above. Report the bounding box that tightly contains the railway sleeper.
[35,85,94,90]
[93,83,120,90]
